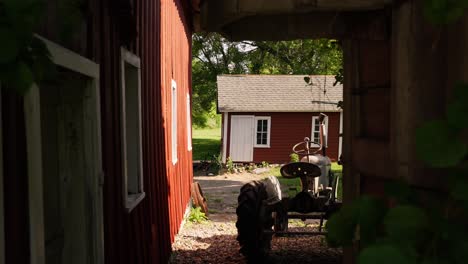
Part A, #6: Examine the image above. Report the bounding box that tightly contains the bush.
[226,157,234,173]
[208,153,222,175]
[188,206,207,223]
[289,153,300,163]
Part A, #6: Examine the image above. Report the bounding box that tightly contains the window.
[121,48,145,212]
[187,93,192,151]
[311,116,329,148]
[254,116,271,148]
[172,80,178,164]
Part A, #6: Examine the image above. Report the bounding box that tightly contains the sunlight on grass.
[192,127,221,160]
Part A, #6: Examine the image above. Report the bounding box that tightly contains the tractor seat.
[280,162,321,179]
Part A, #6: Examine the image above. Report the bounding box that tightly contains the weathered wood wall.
[342,1,468,263]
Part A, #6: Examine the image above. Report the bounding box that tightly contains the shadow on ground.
[171,226,341,264]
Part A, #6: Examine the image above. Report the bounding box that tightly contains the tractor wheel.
[236,181,274,262]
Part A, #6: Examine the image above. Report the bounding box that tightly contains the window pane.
[257,133,262,144]
[262,120,267,131]
[257,120,262,131]
[314,132,320,142]
[262,137,267,145]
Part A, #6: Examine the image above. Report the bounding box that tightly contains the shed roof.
[217,75,343,112]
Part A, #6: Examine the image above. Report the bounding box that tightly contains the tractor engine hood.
[194,0,392,40]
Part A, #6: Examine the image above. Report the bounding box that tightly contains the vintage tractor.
[235,113,342,262]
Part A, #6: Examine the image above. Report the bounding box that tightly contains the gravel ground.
[170,171,342,264]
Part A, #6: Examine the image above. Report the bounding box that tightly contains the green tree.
[191,33,343,127]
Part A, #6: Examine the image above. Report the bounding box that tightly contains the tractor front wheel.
[236,181,274,262]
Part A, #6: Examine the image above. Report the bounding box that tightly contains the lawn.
[268,163,343,200]
[192,127,221,161]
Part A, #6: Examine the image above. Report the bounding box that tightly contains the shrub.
[188,206,207,223]
[289,153,300,163]
[226,157,234,173]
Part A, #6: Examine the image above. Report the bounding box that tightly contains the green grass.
[192,127,221,161]
[268,163,343,200]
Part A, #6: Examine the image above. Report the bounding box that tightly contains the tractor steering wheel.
[292,137,321,156]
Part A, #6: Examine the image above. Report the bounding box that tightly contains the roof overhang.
[193,0,392,40]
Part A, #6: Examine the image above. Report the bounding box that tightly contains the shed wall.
[226,112,341,163]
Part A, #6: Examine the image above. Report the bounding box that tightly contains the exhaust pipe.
[318,113,327,157]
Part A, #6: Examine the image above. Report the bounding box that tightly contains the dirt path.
[170,171,342,264]
[195,172,268,214]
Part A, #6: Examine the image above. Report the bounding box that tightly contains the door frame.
[221,112,229,163]
[229,115,254,162]
[24,36,103,264]
[0,89,4,264]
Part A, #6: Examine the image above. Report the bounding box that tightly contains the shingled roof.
[217,75,343,112]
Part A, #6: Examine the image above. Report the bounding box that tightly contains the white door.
[230,116,254,162]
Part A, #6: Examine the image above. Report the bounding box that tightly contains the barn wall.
[99,0,193,263]
[160,0,194,245]
[226,112,341,163]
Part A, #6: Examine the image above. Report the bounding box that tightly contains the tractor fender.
[263,176,282,205]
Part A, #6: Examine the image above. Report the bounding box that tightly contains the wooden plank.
[83,77,105,264]
[0,89,4,264]
[352,139,392,179]
[342,39,361,264]
[23,85,45,264]
[36,35,100,79]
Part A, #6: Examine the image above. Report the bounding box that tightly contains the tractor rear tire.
[236,181,274,263]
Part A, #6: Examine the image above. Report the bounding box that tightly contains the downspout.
[319,113,327,157]
[222,112,228,163]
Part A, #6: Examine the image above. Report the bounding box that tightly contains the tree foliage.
[191,33,343,127]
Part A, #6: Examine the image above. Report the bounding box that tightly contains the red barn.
[218,75,343,164]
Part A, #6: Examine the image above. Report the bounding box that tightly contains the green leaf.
[447,83,468,130]
[358,244,415,264]
[450,240,468,264]
[0,27,19,64]
[0,62,35,94]
[415,120,466,167]
[3,0,45,42]
[384,180,412,203]
[384,205,430,244]
[357,196,387,245]
[449,171,468,203]
[424,0,468,24]
[326,201,360,247]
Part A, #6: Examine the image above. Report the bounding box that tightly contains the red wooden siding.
[225,112,341,164]
[160,0,194,245]
[99,0,192,263]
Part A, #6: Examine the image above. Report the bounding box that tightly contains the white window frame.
[311,116,329,148]
[186,93,192,151]
[26,35,105,264]
[120,48,145,212]
[171,80,178,164]
[254,116,271,148]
